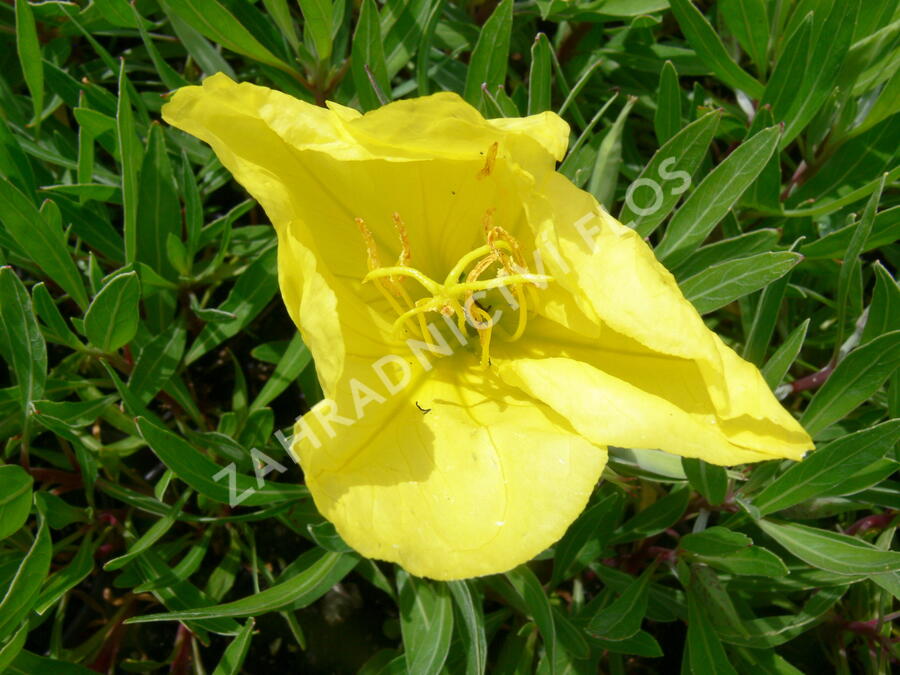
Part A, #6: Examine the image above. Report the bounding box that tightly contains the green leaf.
[506,566,557,668]
[587,564,653,641]
[117,61,141,264]
[351,0,390,111]
[681,527,751,557]
[743,269,793,365]
[185,246,279,364]
[759,12,813,116]
[682,251,801,315]
[0,180,89,311]
[83,271,141,353]
[654,61,680,144]
[682,458,728,505]
[447,581,487,675]
[212,619,256,675]
[415,0,447,97]
[801,206,900,259]
[7,651,98,674]
[800,330,900,436]
[759,520,900,575]
[249,333,311,412]
[382,0,430,80]
[668,0,763,98]
[656,126,782,264]
[589,629,662,657]
[32,397,116,428]
[0,465,33,541]
[128,323,187,404]
[610,486,690,545]
[397,572,453,675]
[463,0,513,109]
[708,586,843,649]
[130,550,242,636]
[761,318,809,388]
[619,109,721,237]
[164,6,235,78]
[133,2,189,89]
[835,176,884,351]
[137,416,306,506]
[527,33,552,115]
[164,0,293,72]
[686,589,738,674]
[128,550,356,622]
[34,533,96,615]
[861,263,900,344]
[551,490,624,586]
[137,123,181,331]
[673,229,780,281]
[103,489,193,571]
[298,0,333,62]
[753,421,900,516]
[788,121,899,212]
[0,623,28,673]
[306,520,351,553]
[720,0,769,78]
[589,96,637,209]
[15,0,43,126]
[778,1,857,148]
[0,512,51,643]
[681,528,788,577]
[0,113,36,195]
[0,267,47,416]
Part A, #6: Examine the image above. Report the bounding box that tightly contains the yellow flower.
[163,74,813,580]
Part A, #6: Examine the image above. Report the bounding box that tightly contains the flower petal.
[163,74,535,394]
[517,173,813,462]
[495,319,809,465]
[292,357,606,580]
[487,112,570,163]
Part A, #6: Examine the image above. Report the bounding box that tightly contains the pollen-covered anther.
[359,211,552,362]
[477,142,499,180]
[392,212,412,268]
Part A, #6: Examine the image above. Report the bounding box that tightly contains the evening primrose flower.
[163,74,813,580]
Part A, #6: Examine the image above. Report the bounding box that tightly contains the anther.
[355,217,381,272]
[477,142,499,180]
[392,212,412,268]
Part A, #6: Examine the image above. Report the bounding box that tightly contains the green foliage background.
[0,0,898,672]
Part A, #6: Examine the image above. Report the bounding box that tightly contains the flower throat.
[355,210,551,369]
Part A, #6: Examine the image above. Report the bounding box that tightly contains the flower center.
[355,210,551,369]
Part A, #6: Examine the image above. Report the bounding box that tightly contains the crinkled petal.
[487,112,570,163]
[291,357,606,580]
[516,173,813,462]
[163,74,541,395]
[495,318,807,465]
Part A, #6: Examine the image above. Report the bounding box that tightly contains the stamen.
[471,304,493,369]
[477,142,499,180]
[364,266,442,296]
[507,283,528,341]
[453,273,553,296]
[390,298,440,339]
[444,241,514,286]
[392,212,412,268]
[357,207,550,367]
[394,281,432,344]
[355,217,381,272]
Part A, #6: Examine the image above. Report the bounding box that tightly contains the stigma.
[356,210,551,369]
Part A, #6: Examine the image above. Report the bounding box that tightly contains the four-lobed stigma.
[356,208,552,369]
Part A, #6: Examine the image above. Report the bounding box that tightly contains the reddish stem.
[845,511,897,536]
[791,361,835,393]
